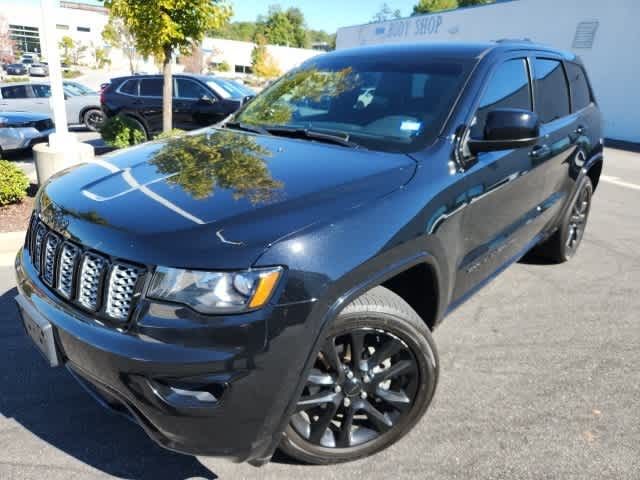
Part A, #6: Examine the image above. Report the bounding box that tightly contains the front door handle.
[530,145,551,159]
[575,125,588,135]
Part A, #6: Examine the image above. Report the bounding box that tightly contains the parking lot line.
[600,175,640,191]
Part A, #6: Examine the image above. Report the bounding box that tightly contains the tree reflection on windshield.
[238,67,359,126]
[150,131,283,204]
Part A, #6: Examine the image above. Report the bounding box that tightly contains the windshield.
[206,78,254,100]
[63,82,96,96]
[234,54,473,152]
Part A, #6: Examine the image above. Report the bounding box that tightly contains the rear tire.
[279,286,438,464]
[533,176,593,263]
[124,116,148,141]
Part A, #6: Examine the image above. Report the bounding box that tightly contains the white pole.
[40,0,75,149]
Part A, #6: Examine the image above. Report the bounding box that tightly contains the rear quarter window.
[532,58,570,123]
[1,85,30,99]
[565,62,593,112]
[119,79,139,96]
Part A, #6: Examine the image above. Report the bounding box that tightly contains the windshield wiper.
[224,121,271,136]
[264,126,363,149]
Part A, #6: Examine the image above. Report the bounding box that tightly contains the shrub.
[62,69,82,79]
[218,60,231,72]
[2,76,30,83]
[154,129,184,140]
[0,160,29,206]
[99,115,146,149]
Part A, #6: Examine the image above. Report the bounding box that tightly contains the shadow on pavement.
[0,286,217,479]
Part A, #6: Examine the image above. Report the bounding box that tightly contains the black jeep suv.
[101,74,255,137]
[15,42,603,465]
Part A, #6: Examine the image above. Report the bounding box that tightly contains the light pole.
[33,0,94,184]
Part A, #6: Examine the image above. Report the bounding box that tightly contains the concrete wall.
[336,0,640,143]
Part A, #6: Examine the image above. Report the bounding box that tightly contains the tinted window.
[119,79,138,95]
[565,62,592,112]
[236,56,473,153]
[175,78,209,99]
[533,59,570,123]
[32,84,51,98]
[139,78,163,97]
[471,59,531,138]
[0,85,30,99]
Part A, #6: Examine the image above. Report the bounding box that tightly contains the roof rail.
[494,38,533,43]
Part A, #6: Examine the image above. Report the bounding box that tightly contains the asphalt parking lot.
[0,148,638,479]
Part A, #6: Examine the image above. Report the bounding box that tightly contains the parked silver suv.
[0,81,104,131]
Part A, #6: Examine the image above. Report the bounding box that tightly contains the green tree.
[412,0,458,15]
[459,0,494,6]
[285,7,309,48]
[105,0,232,133]
[372,3,402,22]
[58,35,74,64]
[251,34,281,78]
[102,16,137,74]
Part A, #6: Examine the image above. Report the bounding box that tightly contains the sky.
[0,0,419,33]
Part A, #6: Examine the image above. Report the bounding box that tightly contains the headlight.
[148,266,283,314]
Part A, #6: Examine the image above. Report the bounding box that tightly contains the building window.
[56,24,69,30]
[234,65,253,74]
[77,26,91,32]
[8,24,41,54]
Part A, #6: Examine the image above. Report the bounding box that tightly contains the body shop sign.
[364,15,445,43]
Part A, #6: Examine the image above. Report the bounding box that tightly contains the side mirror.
[200,94,215,103]
[468,108,540,154]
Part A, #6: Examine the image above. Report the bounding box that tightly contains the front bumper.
[0,127,54,151]
[14,247,316,462]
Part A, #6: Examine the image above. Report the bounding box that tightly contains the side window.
[32,84,51,98]
[533,58,570,123]
[139,78,163,97]
[565,62,592,112]
[0,85,30,99]
[119,79,139,96]
[471,59,531,138]
[175,79,209,99]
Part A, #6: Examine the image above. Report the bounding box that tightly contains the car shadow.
[0,286,218,479]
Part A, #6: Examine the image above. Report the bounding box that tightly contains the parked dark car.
[5,63,28,75]
[101,74,256,137]
[15,42,602,466]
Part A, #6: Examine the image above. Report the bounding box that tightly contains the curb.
[0,231,25,266]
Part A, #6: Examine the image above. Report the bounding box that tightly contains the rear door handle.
[575,125,588,135]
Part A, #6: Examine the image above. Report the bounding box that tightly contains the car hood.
[0,111,50,123]
[39,128,416,269]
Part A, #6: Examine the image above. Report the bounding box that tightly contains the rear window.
[533,59,570,123]
[139,78,163,97]
[119,79,139,95]
[0,85,30,99]
[565,62,592,112]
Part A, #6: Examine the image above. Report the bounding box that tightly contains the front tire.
[279,286,438,464]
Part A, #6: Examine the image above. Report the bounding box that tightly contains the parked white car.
[0,111,54,153]
[0,81,104,131]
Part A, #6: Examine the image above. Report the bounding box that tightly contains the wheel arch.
[78,105,102,124]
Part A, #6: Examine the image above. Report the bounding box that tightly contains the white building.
[201,38,319,76]
[336,0,640,143]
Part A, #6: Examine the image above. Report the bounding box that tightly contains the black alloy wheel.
[280,286,438,464]
[83,108,106,131]
[565,178,592,257]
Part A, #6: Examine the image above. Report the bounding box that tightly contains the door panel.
[452,57,548,302]
[0,85,34,112]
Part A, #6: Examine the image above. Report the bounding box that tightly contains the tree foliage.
[105,0,232,132]
[102,16,137,74]
[0,159,29,206]
[459,0,494,6]
[251,34,281,78]
[372,3,402,23]
[413,0,458,15]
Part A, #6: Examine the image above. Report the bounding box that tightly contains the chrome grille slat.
[33,223,47,273]
[42,233,61,287]
[28,219,144,323]
[105,265,140,321]
[77,253,107,311]
[57,243,79,299]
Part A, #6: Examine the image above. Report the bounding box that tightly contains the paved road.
[0,149,638,479]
